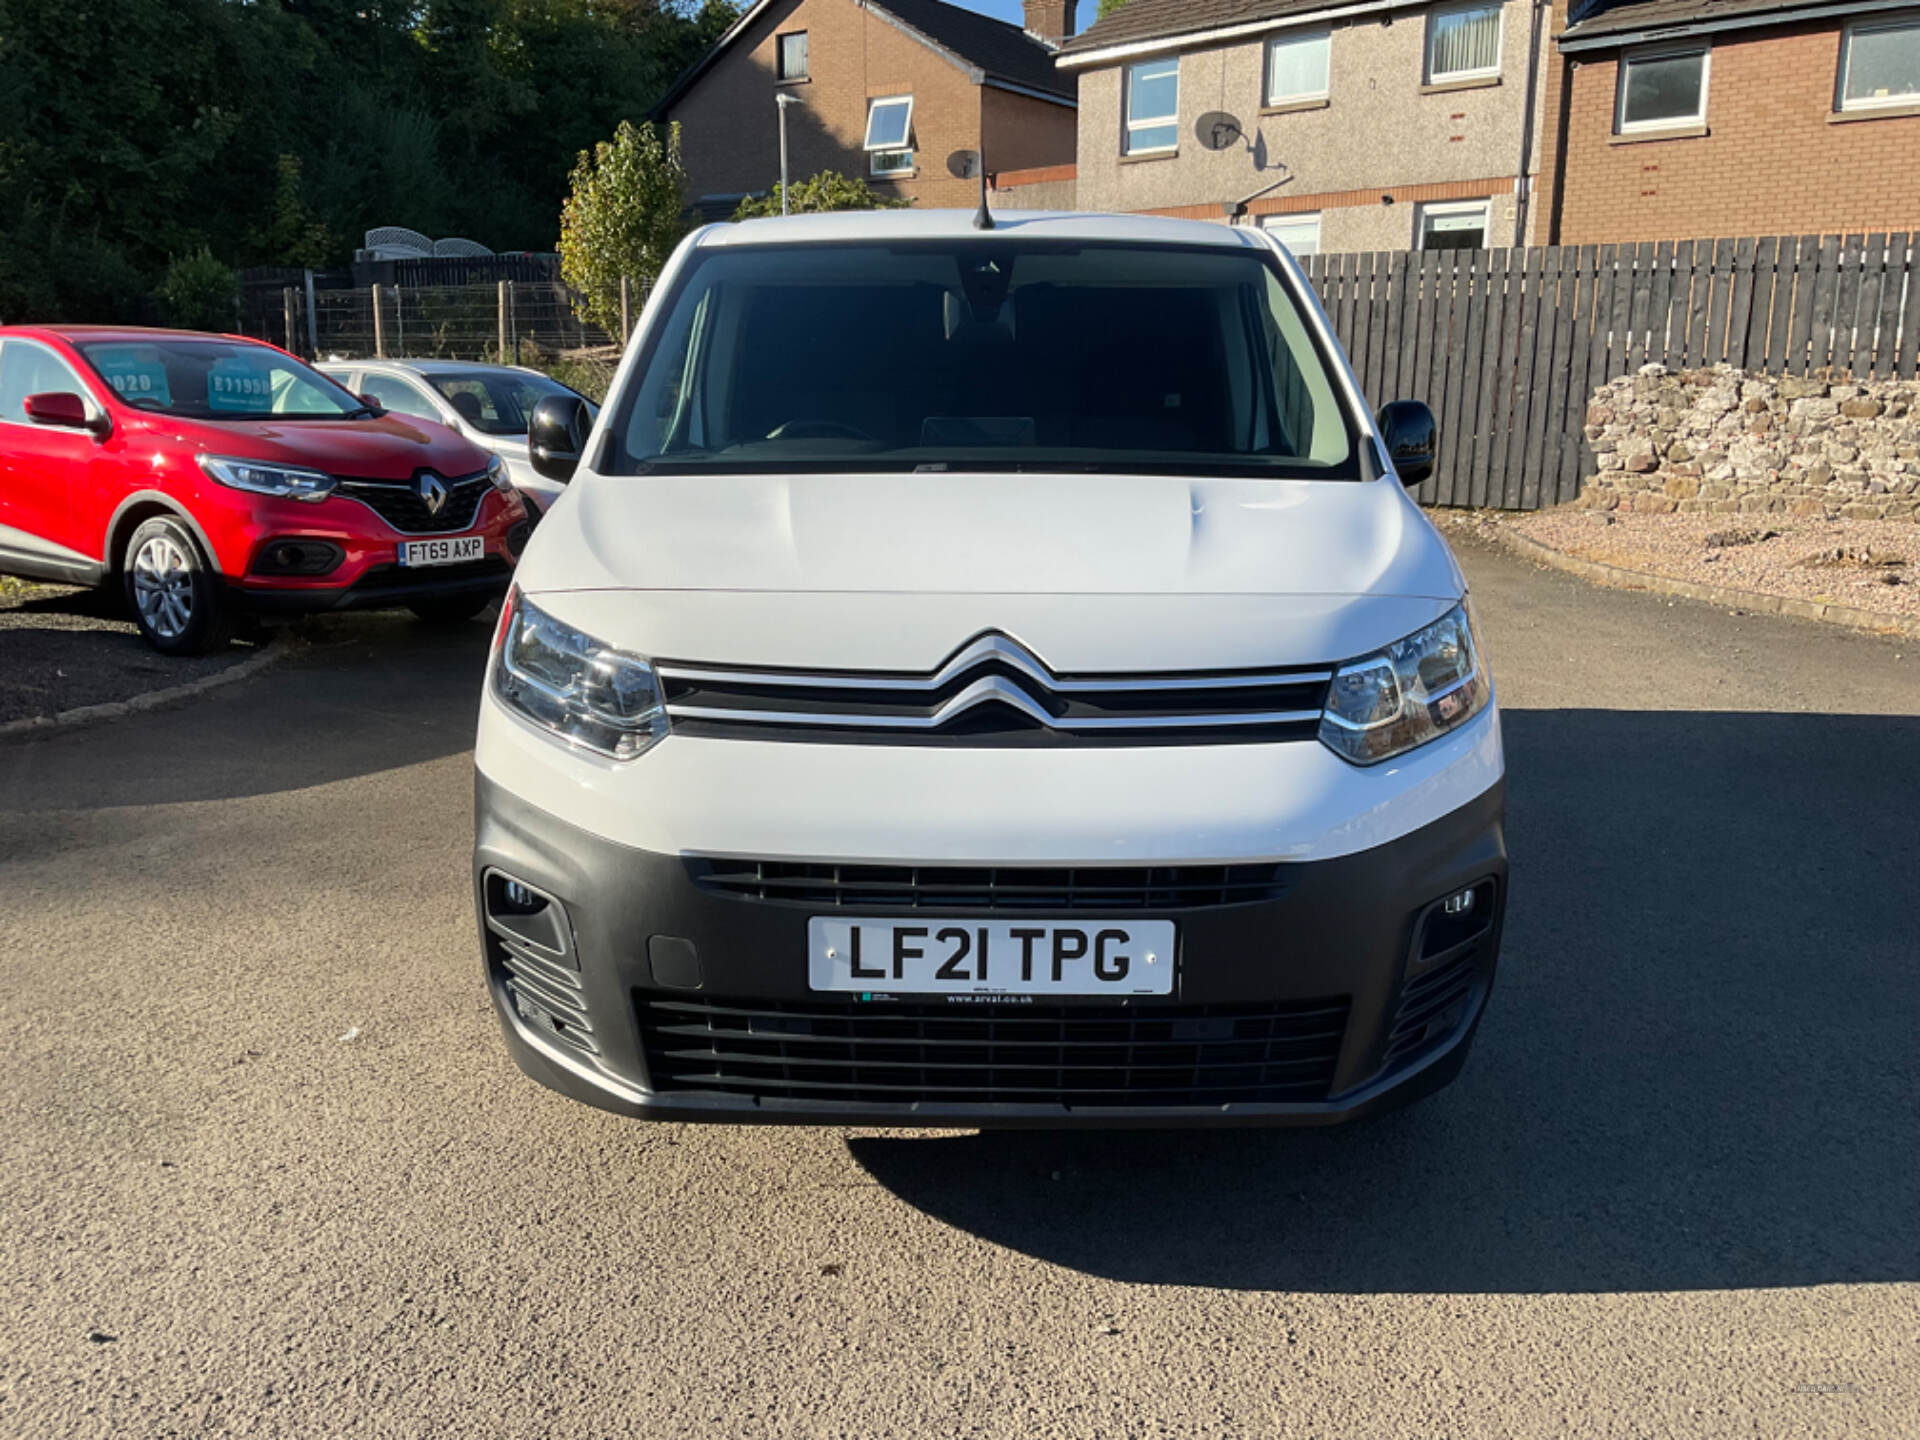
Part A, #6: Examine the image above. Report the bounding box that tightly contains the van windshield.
[606,239,1359,478]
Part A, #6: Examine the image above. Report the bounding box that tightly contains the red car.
[0,326,532,653]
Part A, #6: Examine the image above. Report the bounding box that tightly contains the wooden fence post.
[371,284,386,358]
[620,277,632,342]
[498,280,509,362]
[283,288,298,354]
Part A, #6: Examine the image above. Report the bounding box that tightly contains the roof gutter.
[1056,0,1410,69]
[1558,0,1915,51]
[980,74,1078,106]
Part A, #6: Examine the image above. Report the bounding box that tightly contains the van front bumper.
[472,772,1507,1128]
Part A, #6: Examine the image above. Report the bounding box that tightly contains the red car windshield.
[77,338,368,421]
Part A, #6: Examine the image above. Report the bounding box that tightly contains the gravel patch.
[0,584,265,725]
[1507,509,1920,619]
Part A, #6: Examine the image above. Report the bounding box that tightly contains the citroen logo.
[921,632,1065,727]
[417,472,449,515]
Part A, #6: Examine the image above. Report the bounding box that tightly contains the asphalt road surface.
[2,538,1915,1439]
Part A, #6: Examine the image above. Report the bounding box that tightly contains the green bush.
[156,248,238,332]
[731,172,912,221]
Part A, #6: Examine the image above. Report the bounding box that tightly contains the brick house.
[1536,0,1920,243]
[653,0,1079,217]
[1048,0,1557,253]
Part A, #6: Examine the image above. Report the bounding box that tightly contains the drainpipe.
[1513,0,1550,246]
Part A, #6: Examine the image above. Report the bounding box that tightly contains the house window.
[1425,3,1503,84]
[1616,45,1710,131]
[1837,17,1920,111]
[1265,29,1330,106]
[1124,56,1180,153]
[1260,213,1322,257]
[777,31,808,82]
[864,95,914,176]
[1417,200,1489,250]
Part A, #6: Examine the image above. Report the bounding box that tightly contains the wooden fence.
[1302,233,1920,510]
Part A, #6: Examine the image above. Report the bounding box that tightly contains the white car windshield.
[606,239,1359,478]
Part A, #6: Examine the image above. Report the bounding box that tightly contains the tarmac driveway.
[0,541,1914,1438]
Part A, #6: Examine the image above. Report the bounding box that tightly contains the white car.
[474,210,1506,1128]
[316,358,594,512]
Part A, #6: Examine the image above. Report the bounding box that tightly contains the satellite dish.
[946,149,982,181]
[1196,112,1245,152]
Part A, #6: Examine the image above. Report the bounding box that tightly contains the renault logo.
[417,472,449,515]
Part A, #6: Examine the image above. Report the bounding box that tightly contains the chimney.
[1023,0,1077,45]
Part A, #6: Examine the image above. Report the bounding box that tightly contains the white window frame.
[776,30,809,83]
[1614,42,1711,133]
[863,95,914,177]
[1265,27,1331,107]
[1424,2,1504,85]
[1260,212,1323,257]
[1123,56,1181,155]
[1836,16,1920,112]
[1416,199,1490,250]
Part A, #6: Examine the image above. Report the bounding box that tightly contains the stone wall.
[1579,367,1920,522]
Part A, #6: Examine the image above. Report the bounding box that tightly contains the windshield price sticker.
[89,344,172,408]
[207,358,274,413]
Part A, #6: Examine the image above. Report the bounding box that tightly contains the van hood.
[517,471,1467,672]
[544,471,1458,598]
[129,412,489,481]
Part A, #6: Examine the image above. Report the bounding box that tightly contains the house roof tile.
[1057,0,1347,56]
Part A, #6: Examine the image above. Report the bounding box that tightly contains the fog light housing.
[482,870,573,965]
[250,538,344,577]
[1443,889,1475,916]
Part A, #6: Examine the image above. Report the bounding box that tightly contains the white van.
[473,210,1505,1127]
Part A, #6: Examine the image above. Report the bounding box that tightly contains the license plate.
[808,918,1175,997]
[397,535,484,567]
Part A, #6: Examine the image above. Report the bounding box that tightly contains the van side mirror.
[529,394,591,483]
[25,391,108,438]
[1376,400,1436,488]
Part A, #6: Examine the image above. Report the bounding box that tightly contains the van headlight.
[1319,601,1490,765]
[491,591,667,760]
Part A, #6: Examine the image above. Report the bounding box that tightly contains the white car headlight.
[1319,601,1490,765]
[485,455,514,493]
[491,591,667,760]
[196,454,335,503]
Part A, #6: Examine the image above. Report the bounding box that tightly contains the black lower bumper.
[472,772,1507,1128]
[232,557,513,615]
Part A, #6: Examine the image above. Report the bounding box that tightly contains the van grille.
[690,859,1293,910]
[657,631,1330,746]
[637,995,1350,1108]
[489,932,597,1056]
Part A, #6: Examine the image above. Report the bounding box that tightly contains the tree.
[730,172,913,221]
[156,248,238,331]
[1096,0,1132,15]
[557,120,690,334]
[0,0,740,321]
